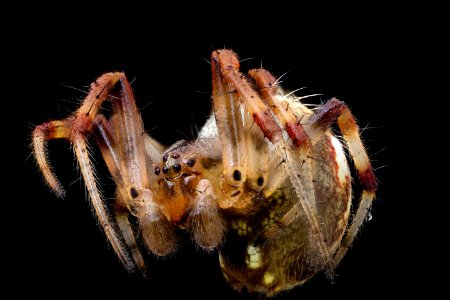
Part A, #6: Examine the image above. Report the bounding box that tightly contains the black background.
[9,5,424,299]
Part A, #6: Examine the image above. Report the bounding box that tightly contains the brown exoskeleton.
[32,49,377,297]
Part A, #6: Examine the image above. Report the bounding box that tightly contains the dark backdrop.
[9,6,420,299]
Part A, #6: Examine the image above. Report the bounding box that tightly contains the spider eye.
[257,176,264,186]
[130,187,139,199]
[173,164,181,172]
[162,154,168,161]
[186,158,196,167]
[154,167,161,176]
[163,166,170,174]
[233,170,241,181]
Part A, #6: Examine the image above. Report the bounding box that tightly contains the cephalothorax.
[33,49,377,297]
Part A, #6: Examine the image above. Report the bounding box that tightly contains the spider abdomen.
[217,133,351,296]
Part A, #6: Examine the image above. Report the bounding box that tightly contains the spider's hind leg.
[211,50,334,277]
[308,98,378,267]
[248,67,337,277]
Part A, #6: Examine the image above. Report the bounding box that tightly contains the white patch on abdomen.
[245,245,262,269]
[198,114,218,139]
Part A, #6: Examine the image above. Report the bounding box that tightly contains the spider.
[32,49,377,297]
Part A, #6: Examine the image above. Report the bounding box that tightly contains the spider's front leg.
[33,73,135,270]
[88,76,179,259]
[32,73,177,273]
[94,112,177,259]
[211,50,278,208]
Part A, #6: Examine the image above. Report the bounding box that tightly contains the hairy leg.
[249,67,335,276]
[308,98,377,267]
[32,72,175,271]
[211,54,249,207]
[211,50,334,276]
[188,178,225,250]
[94,102,176,258]
[211,57,272,204]
[32,73,133,269]
[115,207,146,273]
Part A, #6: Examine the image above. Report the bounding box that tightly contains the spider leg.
[244,111,271,194]
[188,178,225,250]
[211,50,272,208]
[248,69,311,149]
[32,73,134,270]
[33,120,71,197]
[33,73,124,198]
[248,68,309,198]
[72,131,135,270]
[93,97,177,257]
[212,50,334,276]
[94,115,145,272]
[115,203,147,274]
[211,53,249,207]
[308,98,378,267]
[33,73,175,272]
[248,67,336,276]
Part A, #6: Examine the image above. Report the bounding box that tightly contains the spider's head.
[152,140,222,223]
[152,140,202,223]
[154,140,198,181]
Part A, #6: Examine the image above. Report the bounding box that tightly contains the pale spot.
[263,272,275,285]
[330,136,350,184]
[198,114,219,139]
[337,218,345,230]
[246,245,262,269]
[236,220,249,236]
[219,254,225,268]
[273,190,281,199]
[269,210,275,219]
[238,220,247,230]
[331,135,352,246]
[231,221,238,229]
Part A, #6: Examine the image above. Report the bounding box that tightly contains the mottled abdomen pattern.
[218,133,351,295]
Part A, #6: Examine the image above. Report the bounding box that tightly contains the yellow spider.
[33,49,377,297]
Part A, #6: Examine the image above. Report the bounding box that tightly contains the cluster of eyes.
[154,152,196,176]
